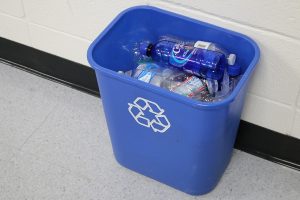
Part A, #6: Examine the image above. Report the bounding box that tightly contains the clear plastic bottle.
[213,64,241,101]
[161,70,211,101]
[227,64,241,91]
[205,70,223,97]
[124,62,212,102]
[161,70,189,91]
[217,68,230,98]
[118,70,132,76]
[132,62,173,87]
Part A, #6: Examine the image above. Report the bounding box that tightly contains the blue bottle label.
[168,43,225,77]
[169,43,196,67]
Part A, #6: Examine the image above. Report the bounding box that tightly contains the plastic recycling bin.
[87,6,260,195]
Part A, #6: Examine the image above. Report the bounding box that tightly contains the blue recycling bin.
[87,6,259,195]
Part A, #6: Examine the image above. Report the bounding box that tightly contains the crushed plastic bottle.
[121,41,152,67]
[131,62,173,87]
[124,62,212,102]
[227,64,241,91]
[205,70,223,97]
[139,39,227,78]
[217,68,230,98]
[161,70,212,102]
[212,64,242,101]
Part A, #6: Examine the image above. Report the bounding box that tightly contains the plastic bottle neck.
[140,41,153,57]
[145,44,153,57]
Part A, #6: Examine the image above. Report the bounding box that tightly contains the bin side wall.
[96,71,248,194]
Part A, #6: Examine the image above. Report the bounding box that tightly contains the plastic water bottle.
[218,68,230,97]
[159,35,236,65]
[161,70,212,101]
[227,64,241,90]
[193,41,236,65]
[213,64,241,101]
[132,62,173,87]
[205,70,223,97]
[118,70,132,76]
[139,40,227,78]
[130,62,212,102]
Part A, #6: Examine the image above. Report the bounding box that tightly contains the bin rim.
[87,5,260,110]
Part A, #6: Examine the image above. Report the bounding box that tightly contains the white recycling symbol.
[128,97,171,133]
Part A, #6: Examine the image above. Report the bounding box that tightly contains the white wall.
[0,0,147,64]
[0,0,299,139]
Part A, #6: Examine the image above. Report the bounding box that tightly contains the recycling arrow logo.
[128,97,171,133]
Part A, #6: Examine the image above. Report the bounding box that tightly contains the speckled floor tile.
[73,150,300,200]
[20,90,114,178]
[0,63,300,200]
[0,63,65,148]
[0,142,18,162]
[0,151,90,200]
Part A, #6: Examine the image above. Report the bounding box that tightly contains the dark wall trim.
[1,37,299,171]
[0,37,99,96]
[235,121,300,170]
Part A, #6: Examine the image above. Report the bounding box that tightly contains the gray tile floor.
[0,62,299,200]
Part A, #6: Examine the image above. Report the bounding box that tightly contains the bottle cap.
[206,70,223,80]
[139,41,151,56]
[227,54,236,65]
[228,64,241,77]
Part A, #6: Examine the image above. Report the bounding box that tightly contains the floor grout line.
[17,102,59,151]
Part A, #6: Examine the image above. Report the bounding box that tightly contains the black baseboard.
[0,37,99,97]
[1,37,299,170]
[236,121,300,170]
